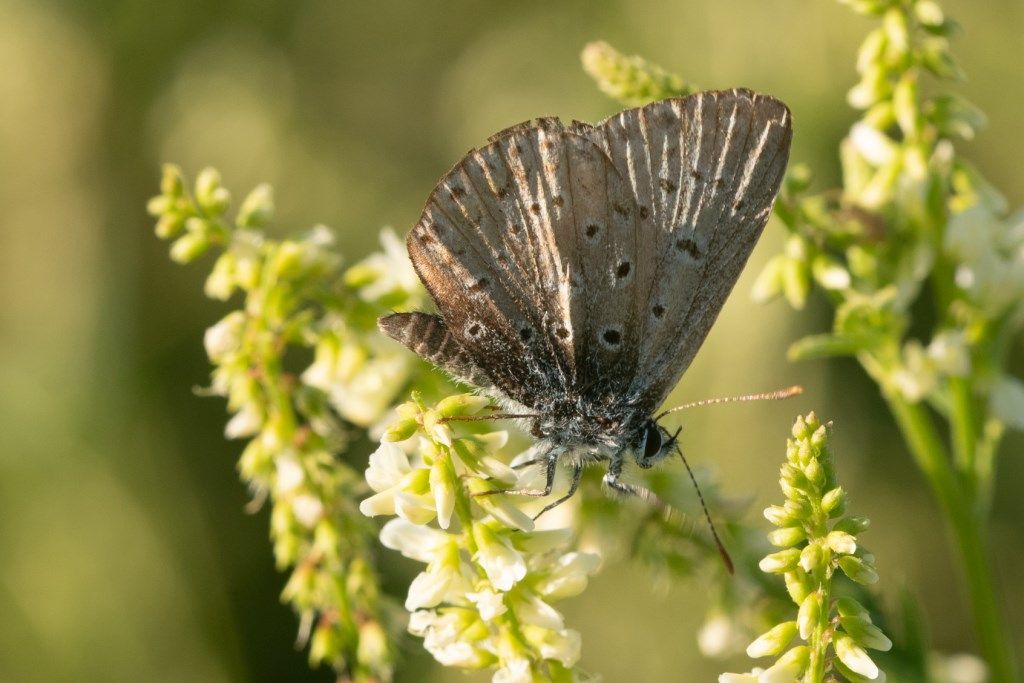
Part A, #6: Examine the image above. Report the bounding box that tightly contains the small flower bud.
[759,548,801,574]
[768,526,806,548]
[826,530,858,555]
[799,543,825,573]
[775,645,810,676]
[237,183,274,228]
[746,621,798,658]
[835,633,879,679]
[160,163,185,196]
[821,486,846,515]
[383,417,418,443]
[764,504,794,527]
[169,231,210,263]
[784,570,812,604]
[437,394,491,418]
[798,591,822,640]
[804,457,824,486]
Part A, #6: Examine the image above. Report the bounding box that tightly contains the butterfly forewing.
[406,121,647,410]
[582,89,792,414]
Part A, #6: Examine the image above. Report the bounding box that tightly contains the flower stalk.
[723,413,891,682]
[363,394,600,682]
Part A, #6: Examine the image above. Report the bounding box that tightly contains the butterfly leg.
[602,455,665,507]
[532,463,583,521]
[473,447,561,498]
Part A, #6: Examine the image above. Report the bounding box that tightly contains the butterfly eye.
[640,422,663,466]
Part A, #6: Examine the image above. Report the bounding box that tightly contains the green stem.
[884,393,1018,683]
[947,376,978,493]
[804,583,832,683]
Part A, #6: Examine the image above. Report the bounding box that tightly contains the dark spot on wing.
[529,202,541,214]
[555,326,569,339]
[520,327,532,341]
[602,329,621,345]
[652,304,666,318]
[616,262,631,278]
[659,177,677,193]
[638,205,650,220]
[675,238,701,259]
[585,224,600,238]
[553,195,564,207]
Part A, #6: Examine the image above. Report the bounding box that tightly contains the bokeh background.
[1,0,1022,680]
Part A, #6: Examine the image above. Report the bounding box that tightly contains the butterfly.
[380,88,792,520]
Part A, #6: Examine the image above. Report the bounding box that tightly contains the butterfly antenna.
[676,443,734,575]
[656,385,802,420]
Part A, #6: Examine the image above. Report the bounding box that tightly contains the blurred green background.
[1,0,1022,680]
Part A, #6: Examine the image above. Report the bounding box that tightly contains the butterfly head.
[634,420,680,469]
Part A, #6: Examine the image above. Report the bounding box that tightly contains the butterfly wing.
[378,312,491,388]
[580,89,793,414]
[402,121,643,409]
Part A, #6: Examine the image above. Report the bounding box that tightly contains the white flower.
[410,610,491,668]
[275,453,304,492]
[379,519,448,562]
[225,403,261,438]
[467,588,507,621]
[405,542,475,611]
[493,657,532,683]
[360,442,435,523]
[533,551,600,600]
[514,594,564,631]
[927,330,970,377]
[699,614,749,658]
[291,494,323,527]
[352,228,421,302]
[204,311,245,361]
[473,525,527,591]
[718,672,760,683]
[850,122,898,166]
[533,628,581,667]
[991,375,1024,430]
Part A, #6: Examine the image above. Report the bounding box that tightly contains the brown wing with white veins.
[579,88,793,414]
[398,119,644,410]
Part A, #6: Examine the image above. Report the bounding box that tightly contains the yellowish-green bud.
[437,394,491,418]
[383,417,419,442]
[797,591,822,640]
[237,183,274,228]
[760,548,801,574]
[768,526,806,547]
[746,621,798,658]
[160,163,185,196]
[799,542,824,573]
[826,530,858,555]
[822,486,846,515]
[835,634,879,679]
[170,232,210,264]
